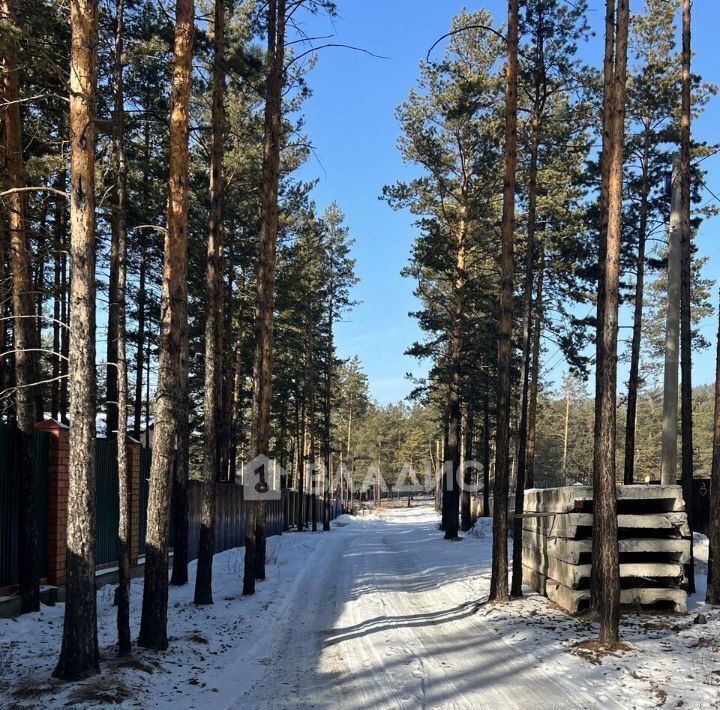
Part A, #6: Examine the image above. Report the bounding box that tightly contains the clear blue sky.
[295,0,720,404]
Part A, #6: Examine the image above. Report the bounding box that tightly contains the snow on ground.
[1,505,720,709]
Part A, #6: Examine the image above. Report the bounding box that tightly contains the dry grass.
[110,654,160,674]
[11,677,62,700]
[568,639,632,665]
[691,637,720,652]
[266,542,282,565]
[188,631,209,644]
[67,674,133,705]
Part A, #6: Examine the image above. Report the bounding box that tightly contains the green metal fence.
[0,422,49,587]
[95,439,120,566]
[2,425,341,584]
[138,447,151,556]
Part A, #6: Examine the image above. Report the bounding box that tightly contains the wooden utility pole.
[661,155,681,486]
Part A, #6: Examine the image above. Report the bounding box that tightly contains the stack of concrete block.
[522,485,690,614]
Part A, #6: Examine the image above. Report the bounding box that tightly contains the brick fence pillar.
[35,419,69,587]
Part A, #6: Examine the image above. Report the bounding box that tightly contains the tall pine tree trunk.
[132,126,149,440]
[60,244,69,423]
[323,308,333,532]
[707,287,720,604]
[624,138,650,485]
[511,110,541,597]
[490,0,518,603]
[460,407,473,532]
[195,0,225,605]
[1,0,40,614]
[525,245,544,488]
[138,0,193,650]
[111,0,131,656]
[483,388,491,518]
[591,0,629,646]
[679,0,695,596]
[170,321,189,585]
[0,208,7,399]
[54,0,99,677]
[244,0,285,595]
[297,393,306,531]
[51,171,66,421]
[442,218,466,541]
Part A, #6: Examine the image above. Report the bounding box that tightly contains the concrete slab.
[522,546,684,590]
[521,531,692,564]
[522,512,690,539]
[524,485,685,514]
[524,573,687,615]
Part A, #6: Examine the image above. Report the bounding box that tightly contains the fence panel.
[95,439,119,565]
[0,423,50,587]
[138,447,151,556]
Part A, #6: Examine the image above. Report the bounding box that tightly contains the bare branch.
[0,186,69,200]
[285,43,389,71]
[426,24,507,63]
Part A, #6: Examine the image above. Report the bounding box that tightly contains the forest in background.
[3,0,720,671]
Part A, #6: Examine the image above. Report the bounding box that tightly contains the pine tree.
[385,9,505,542]
[244,0,286,596]
[679,0,695,596]
[54,0,99,679]
[490,0,519,603]
[138,0,194,651]
[0,0,41,614]
[110,0,131,656]
[591,0,629,647]
[195,0,226,607]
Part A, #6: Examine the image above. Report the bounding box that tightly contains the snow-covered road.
[4,504,720,709]
[235,507,610,709]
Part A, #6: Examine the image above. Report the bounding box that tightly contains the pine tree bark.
[591,0,629,646]
[51,171,66,421]
[679,0,695,596]
[170,324,189,585]
[624,138,650,484]
[54,0,99,678]
[138,0,193,650]
[442,216,466,541]
[110,0,131,655]
[526,245,544,489]
[0,206,7,398]
[460,407,473,532]
[323,308,333,532]
[297,393,306,531]
[245,0,285,594]
[195,0,225,605]
[1,0,41,614]
[309,350,317,533]
[490,0,518,603]
[707,287,720,604]
[60,245,69,423]
[482,388,491,518]
[511,115,542,596]
[132,126,150,440]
